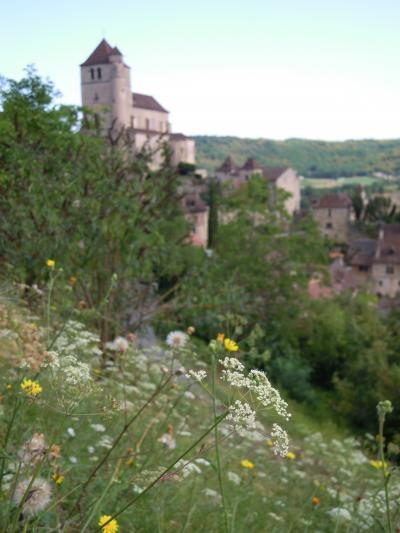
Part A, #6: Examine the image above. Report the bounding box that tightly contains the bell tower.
[80,39,132,129]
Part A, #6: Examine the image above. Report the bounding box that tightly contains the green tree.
[0,69,192,343]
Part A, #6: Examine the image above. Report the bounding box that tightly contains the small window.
[160,121,163,132]
[386,265,394,274]
[90,68,95,80]
[130,116,134,128]
[358,265,369,272]
[93,93,99,102]
[326,223,333,229]
[145,118,150,130]
[328,208,332,217]
[379,280,383,286]
[97,67,102,80]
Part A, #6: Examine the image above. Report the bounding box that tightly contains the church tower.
[80,39,132,129]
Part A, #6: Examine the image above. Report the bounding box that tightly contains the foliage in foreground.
[0,292,399,532]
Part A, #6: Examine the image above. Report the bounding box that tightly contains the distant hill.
[194,136,400,179]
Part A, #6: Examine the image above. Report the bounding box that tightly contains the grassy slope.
[194,136,400,178]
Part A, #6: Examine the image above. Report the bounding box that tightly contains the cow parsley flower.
[186,369,207,382]
[226,400,256,435]
[270,423,289,457]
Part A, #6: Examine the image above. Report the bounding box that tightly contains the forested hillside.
[195,136,400,178]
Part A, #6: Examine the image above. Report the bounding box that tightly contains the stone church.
[80,39,195,168]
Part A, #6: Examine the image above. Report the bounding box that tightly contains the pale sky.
[1,0,400,140]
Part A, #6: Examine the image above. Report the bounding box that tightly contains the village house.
[80,39,195,168]
[215,156,301,215]
[183,194,209,247]
[312,193,353,242]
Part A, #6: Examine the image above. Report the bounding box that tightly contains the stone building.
[346,225,400,298]
[312,193,353,242]
[80,39,195,168]
[215,157,301,215]
[183,194,209,248]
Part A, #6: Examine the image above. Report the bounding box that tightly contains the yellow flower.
[370,460,387,469]
[224,338,238,352]
[240,459,254,469]
[68,276,77,286]
[216,333,225,342]
[311,496,320,506]
[287,451,296,460]
[52,473,64,485]
[98,515,118,533]
[266,439,273,447]
[6,384,12,391]
[46,259,55,268]
[20,379,42,397]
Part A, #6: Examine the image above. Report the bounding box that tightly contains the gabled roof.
[314,193,352,209]
[81,39,122,67]
[262,166,289,182]
[132,93,168,113]
[241,157,260,171]
[216,156,238,173]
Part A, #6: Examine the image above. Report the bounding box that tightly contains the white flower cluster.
[186,369,207,382]
[105,336,129,353]
[270,423,289,457]
[52,320,101,360]
[226,400,256,435]
[219,358,291,421]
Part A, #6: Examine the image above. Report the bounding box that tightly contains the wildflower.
[46,259,55,268]
[6,384,12,390]
[287,451,296,460]
[52,473,64,485]
[13,478,52,516]
[240,459,254,469]
[224,338,238,352]
[327,507,352,522]
[166,330,189,348]
[17,433,46,465]
[226,400,256,435]
[158,425,176,449]
[187,326,195,335]
[20,378,42,397]
[67,427,76,437]
[370,460,387,469]
[217,333,225,342]
[90,423,106,433]
[98,515,119,533]
[271,424,289,457]
[49,444,61,460]
[227,471,241,485]
[186,369,207,382]
[69,456,78,464]
[106,336,128,353]
[312,496,320,506]
[266,439,273,447]
[68,276,77,286]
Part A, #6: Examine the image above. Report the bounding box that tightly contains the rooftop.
[314,193,353,209]
[132,93,168,113]
[81,39,122,67]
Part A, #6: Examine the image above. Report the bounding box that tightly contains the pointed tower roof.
[81,39,122,66]
[216,156,238,173]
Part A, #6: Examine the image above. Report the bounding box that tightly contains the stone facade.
[215,157,301,215]
[312,193,353,242]
[80,39,194,168]
[182,194,209,248]
[347,225,400,298]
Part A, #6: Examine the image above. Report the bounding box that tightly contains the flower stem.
[211,353,230,533]
[378,417,392,533]
[93,411,229,533]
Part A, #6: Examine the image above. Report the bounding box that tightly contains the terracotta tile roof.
[314,193,353,209]
[347,238,376,267]
[216,156,238,172]
[132,93,168,113]
[170,133,192,141]
[262,166,288,182]
[81,39,122,66]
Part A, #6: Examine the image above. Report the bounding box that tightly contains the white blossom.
[166,331,189,349]
[186,369,207,382]
[270,423,289,457]
[226,400,256,435]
